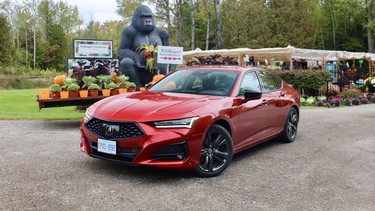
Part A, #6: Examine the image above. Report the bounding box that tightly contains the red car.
[80,66,300,177]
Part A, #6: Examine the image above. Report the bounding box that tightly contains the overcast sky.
[53,0,122,24]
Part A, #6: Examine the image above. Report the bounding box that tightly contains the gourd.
[53,75,66,86]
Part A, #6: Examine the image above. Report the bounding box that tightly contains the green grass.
[0,89,85,120]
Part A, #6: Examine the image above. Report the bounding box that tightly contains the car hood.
[92,91,225,122]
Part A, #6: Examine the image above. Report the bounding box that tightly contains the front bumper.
[79,117,205,170]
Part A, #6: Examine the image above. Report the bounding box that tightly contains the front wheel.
[279,107,299,143]
[192,124,233,177]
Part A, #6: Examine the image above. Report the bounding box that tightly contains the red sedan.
[80,66,300,177]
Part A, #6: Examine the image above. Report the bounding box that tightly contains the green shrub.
[340,87,362,99]
[276,70,331,96]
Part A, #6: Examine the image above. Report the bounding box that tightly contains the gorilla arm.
[118,26,145,69]
[158,28,169,46]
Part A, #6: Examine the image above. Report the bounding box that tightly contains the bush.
[277,70,331,96]
[340,87,362,99]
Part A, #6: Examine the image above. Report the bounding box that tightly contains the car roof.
[177,65,260,73]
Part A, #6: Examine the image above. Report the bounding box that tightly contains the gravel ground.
[0,104,374,210]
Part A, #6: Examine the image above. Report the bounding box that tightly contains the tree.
[366,0,374,52]
[116,0,144,22]
[0,14,13,66]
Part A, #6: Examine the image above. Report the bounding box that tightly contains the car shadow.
[80,138,284,181]
[40,120,80,130]
[86,159,196,181]
[232,138,281,162]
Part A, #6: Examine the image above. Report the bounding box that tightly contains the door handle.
[262,99,268,105]
[280,91,286,97]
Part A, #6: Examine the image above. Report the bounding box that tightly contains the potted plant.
[126,82,136,92]
[97,75,113,96]
[50,84,62,99]
[61,78,77,98]
[88,83,101,97]
[67,83,80,98]
[106,82,119,95]
[80,76,96,98]
[352,97,360,105]
[117,75,129,94]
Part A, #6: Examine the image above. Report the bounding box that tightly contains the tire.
[192,124,233,177]
[280,107,299,143]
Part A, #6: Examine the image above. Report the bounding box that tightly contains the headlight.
[154,117,200,129]
[85,109,93,119]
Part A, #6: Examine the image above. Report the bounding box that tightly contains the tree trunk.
[190,0,195,50]
[367,0,374,53]
[213,0,223,49]
[178,0,186,47]
[206,0,211,50]
[328,0,336,50]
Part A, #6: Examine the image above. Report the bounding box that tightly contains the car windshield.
[149,69,239,96]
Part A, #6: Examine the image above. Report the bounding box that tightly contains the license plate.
[98,139,117,155]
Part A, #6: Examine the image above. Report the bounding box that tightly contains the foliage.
[96,75,113,89]
[126,81,136,88]
[105,82,119,89]
[50,84,62,92]
[330,97,342,107]
[67,83,80,91]
[339,87,362,99]
[81,76,97,89]
[0,14,13,66]
[87,83,101,90]
[116,75,129,88]
[277,70,331,96]
[63,77,77,87]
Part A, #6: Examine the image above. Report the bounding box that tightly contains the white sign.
[74,40,113,59]
[157,46,183,64]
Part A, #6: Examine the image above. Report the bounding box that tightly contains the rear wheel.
[192,124,233,177]
[280,107,299,143]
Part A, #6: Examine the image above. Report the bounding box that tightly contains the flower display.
[136,43,158,71]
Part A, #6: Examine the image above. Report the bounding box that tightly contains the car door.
[234,71,270,151]
[257,70,290,136]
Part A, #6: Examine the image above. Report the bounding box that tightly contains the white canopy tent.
[183,46,375,70]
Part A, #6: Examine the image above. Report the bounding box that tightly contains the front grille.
[85,117,145,140]
[89,141,141,163]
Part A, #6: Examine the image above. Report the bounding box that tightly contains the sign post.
[157,46,184,65]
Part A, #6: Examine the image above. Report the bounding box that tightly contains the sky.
[53,0,123,24]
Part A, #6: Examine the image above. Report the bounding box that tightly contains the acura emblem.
[102,124,119,136]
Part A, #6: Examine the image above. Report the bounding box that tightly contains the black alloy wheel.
[192,124,233,177]
[280,107,299,143]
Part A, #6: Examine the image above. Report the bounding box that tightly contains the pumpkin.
[53,75,66,87]
[150,74,165,84]
[112,72,118,83]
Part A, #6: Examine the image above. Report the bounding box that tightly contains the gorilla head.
[132,5,155,34]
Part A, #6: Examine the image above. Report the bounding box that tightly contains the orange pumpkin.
[112,72,118,83]
[150,74,165,84]
[53,75,66,87]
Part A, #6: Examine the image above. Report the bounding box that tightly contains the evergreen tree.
[0,14,13,66]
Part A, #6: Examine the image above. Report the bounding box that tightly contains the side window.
[238,71,261,96]
[257,71,282,92]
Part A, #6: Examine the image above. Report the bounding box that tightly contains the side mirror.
[244,90,262,99]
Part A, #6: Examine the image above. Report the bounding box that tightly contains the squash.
[150,74,165,84]
[112,72,118,83]
[53,75,67,87]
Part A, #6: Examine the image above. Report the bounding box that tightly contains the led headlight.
[154,117,200,129]
[85,109,93,119]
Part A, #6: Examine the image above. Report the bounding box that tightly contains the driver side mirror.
[244,90,262,99]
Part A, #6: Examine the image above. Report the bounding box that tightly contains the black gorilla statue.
[118,5,169,89]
